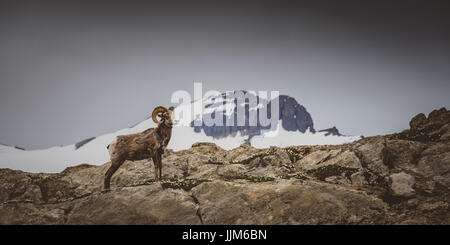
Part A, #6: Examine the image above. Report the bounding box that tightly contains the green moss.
[360,168,389,188]
[284,147,311,163]
[306,165,360,180]
[239,173,308,182]
[231,148,276,165]
[1,199,34,205]
[160,178,211,191]
[131,178,156,186]
[285,150,301,163]
[243,175,275,182]
[129,178,211,190]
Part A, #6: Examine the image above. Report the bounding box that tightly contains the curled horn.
[152,106,168,124]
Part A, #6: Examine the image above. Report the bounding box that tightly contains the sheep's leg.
[158,154,163,181]
[152,154,162,181]
[153,160,159,181]
[104,160,122,190]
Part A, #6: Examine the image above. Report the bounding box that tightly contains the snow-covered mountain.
[0,144,25,153]
[0,92,361,173]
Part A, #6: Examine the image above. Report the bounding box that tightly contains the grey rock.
[325,175,350,185]
[318,126,342,136]
[191,180,386,225]
[409,113,426,129]
[66,185,200,225]
[217,164,247,180]
[390,172,416,198]
[350,171,368,187]
[355,136,390,176]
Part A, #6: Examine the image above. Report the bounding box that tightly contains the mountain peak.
[191,92,316,140]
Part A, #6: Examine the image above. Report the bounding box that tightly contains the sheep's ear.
[168,106,175,111]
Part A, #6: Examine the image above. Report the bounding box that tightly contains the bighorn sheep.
[103,106,175,190]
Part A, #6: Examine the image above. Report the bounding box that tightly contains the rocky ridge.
[0,108,449,224]
[191,93,316,139]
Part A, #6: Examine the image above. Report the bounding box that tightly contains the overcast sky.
[1,0,449,149]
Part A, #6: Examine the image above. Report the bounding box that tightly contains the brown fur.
[103,107,174,190]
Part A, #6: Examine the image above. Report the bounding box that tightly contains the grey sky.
[1,0,449,149]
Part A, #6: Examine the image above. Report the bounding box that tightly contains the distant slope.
[0,144,25,153]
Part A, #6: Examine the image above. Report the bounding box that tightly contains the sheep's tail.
[107,144,110,149]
